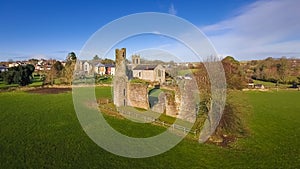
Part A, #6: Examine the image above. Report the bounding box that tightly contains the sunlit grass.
[0,87,299,168]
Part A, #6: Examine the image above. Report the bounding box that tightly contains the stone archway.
[148,88,162,108]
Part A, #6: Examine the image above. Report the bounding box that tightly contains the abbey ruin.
[113,48,199,122]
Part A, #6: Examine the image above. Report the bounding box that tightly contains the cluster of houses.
[0,59,117,77]
[0,59,61,72]
[76,60,115,76]
[1,53,169,84]
[247,83,265,89]
[76,55,167,83]
[34,59,59,71]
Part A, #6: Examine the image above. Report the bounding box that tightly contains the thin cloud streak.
[168,3,177,15]
[202,0,300,60]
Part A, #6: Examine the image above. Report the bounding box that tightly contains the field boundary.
[116,107,199,137]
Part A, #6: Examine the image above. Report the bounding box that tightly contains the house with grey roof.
[0,66,8,72]
[104,64,115,75]
[94,63,106,75]
[76,60,115,76]
[132,63,165,83]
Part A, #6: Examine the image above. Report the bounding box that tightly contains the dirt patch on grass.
[207,134,238,148]
[26,88,71,94]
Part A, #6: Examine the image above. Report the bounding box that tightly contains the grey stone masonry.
[113,48,128,107]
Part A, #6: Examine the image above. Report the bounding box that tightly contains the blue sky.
[0,0,299,61]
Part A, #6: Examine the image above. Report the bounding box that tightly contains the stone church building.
[113,48,198,122]
[132,64,165,83]
[130,54,165,84]
[113,48,165,108]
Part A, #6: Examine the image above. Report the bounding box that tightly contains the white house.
[76,60,115,76]
[8,63,19,68]
[0,66,8,72]
[94,63,106,75]
[83,61,93,75]
[104,64,115,76]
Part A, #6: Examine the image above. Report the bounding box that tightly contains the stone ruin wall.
[114,48,198,122]
[165,92,179,117]
[177,79,198,122]
[113,48,128,107]
[150,86,181,118]
[113,76,128,107]
[151,92,166,114]
[127,83,149,110]
[158,80,198,122]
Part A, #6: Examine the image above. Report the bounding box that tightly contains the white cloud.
[168,3,177,15]
[202,0,300,60]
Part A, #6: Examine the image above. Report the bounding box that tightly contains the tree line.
[0,52,78,86]
[45,52,77,85]
[1,64,35,86]
[243,57,300,84]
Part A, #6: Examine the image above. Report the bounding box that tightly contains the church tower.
[132,54,140,65]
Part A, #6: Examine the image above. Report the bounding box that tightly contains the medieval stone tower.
[113,48,128,107]
[131,54,140,65]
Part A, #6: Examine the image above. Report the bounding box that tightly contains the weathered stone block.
[127,83,149,109]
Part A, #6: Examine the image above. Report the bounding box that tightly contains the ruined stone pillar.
[113,48,128,107]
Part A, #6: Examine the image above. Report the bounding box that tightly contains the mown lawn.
[0,78,44,89]
[0,87,299,168]
[0,82,19,89]
[240,91,300,167]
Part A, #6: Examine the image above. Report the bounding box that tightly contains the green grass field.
[0,76,44,89]
[0,87,299,168]
[0,82,19,89]
[253,80,291,89]
[178,69,198,76]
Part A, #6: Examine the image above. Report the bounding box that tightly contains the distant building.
[77,60,115,76]
[34,59,54,71]
[131,55,165,84]
[254,84,265,89]
[132,64,165,83]
[248,83,255,88]
[132,54,141,65]
[104,64,115,75]
[8,63,19,68]
[94,63,106,75]
[83,61,92,74]
[0,66,7,72]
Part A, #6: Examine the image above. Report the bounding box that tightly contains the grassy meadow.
[0,87,299,168]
